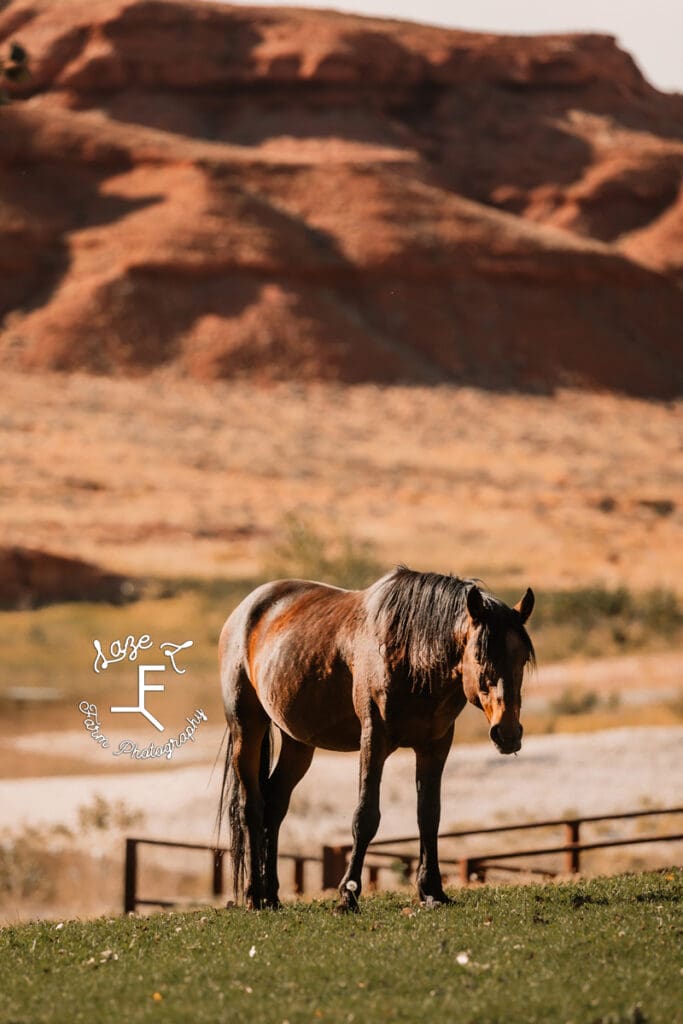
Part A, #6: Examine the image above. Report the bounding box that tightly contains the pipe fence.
[123,806,683,913]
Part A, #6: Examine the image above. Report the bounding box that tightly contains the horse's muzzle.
[490,723,523,755]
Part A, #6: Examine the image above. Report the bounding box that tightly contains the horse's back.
[219,578,313,658]
[220,579,363,750]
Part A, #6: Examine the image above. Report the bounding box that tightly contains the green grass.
[1,870,681,1023]
[0,589,237,748]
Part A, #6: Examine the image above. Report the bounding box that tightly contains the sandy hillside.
[2,372,681,591]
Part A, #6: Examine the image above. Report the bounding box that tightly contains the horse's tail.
[217,729,244,904]
[218,725,274,904]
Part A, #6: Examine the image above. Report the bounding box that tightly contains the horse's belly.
[258,671,361,752]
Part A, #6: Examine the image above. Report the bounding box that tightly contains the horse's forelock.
[476,609,536,673]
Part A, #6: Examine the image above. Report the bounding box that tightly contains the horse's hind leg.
[262,734,315,907]
[414,724,454,904]
[338,704,390,912]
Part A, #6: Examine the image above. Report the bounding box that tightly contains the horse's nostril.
[489,724,500,746]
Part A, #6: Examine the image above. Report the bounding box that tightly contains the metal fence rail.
[123,837,321,914]
[320,806,683,888]
[123,806,683,913]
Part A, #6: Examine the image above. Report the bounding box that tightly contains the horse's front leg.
[337,704,389,912]
[414,724,454,904]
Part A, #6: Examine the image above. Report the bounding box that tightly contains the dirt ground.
[3,723,681,848]
[3,371,682,591]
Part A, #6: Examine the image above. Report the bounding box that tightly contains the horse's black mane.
[371,566,535,691]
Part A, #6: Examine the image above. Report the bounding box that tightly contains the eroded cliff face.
[1,0,682,394]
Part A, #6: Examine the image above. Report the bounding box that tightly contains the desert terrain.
[2,371,682,590]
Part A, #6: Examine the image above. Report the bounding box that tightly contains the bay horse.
[219,567,535,911]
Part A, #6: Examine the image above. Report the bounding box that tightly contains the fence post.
[565,820,581,874]
[322,845,347,890]
[212,849,224,899]
[294,857,305,895]
[459,857,473,885]
[368,865,380,891]
[124,838,138,914]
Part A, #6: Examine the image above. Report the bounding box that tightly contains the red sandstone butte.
[0,0,681,395]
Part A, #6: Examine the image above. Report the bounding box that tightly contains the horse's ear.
[466,585,485,625]
[514,587,535,623]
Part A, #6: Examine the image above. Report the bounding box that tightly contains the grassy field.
[1,870,681,1024]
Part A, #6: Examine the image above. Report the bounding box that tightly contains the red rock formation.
[0,0,681,394]
[0,545,137,608]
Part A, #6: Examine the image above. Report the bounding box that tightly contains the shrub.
[77,795,144,832]
[0,826,55,900]
[264,514,382,590]
[640,588,683,634]
[549,688,600,716]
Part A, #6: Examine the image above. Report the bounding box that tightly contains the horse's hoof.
[334,889,360,914]
[333,899,359,915]
[419,893,452,908]
[334,880,360,914]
